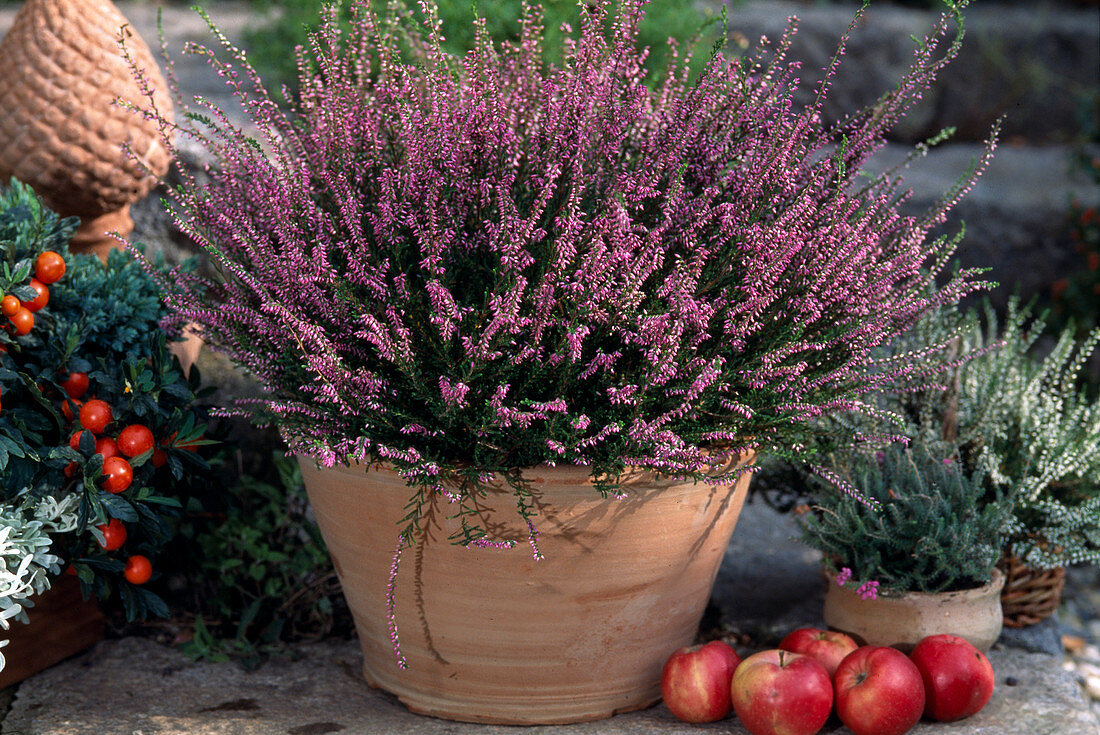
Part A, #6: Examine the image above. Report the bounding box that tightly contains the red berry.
[69,430,92,451]
[60,372,89,399]
[117,424,154,458]
[95,436,119,461]
[9,307,33,336]
[96,518,127,551]
[79,399,112,434]
[100,456,132,494]
[124,555,152,585]
[61,397,84,422]
[20,279,49,312]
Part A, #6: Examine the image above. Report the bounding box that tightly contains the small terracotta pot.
[298,452,754,725]
[823,567,1005,653]
[0,574,104,688]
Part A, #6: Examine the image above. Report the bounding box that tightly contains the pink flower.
[835,567,853,586]
[856,580,880,601]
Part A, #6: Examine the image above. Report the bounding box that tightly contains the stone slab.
[4,631,1096,734]
[862,142,1100,307]
[5,502,1097,735]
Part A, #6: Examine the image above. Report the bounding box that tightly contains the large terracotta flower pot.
[298,452,754,725]
[823,567,1005,653]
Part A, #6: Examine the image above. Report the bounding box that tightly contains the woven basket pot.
[298,452,754,725]
[0,0,173,257]
[823,567,1005,653]
[997,555,1066,628]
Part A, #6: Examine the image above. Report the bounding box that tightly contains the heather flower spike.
[139,0,991,560]
[856,580,880,601]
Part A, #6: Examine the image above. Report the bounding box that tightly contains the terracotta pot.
[298,452,755,725]
[0,0,173,258]
[823,567,1005,653]
[0,574,104,688]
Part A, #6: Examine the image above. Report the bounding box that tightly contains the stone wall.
[720,0,1099,145]
[4,0,1099,303]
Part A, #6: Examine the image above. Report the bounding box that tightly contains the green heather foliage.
[797,444,1011,594]
[804,297,1100,571]
[0,180,211,624]
[896,300,1100,569]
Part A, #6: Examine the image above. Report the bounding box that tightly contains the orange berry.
[34,251,66,284]
[0,295,19,317]
[9,307,33,336]
[20,279,48,312]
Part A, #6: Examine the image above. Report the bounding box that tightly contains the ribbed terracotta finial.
[0,0,174,260]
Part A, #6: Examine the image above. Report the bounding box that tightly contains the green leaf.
[99,493,140,522]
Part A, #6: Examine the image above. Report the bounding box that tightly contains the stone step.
[865,141,1100,306]
[718,0,1099,145]
[3,636,1095,735]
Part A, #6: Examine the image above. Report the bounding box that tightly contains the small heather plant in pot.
[797,444,1012,596]
[132,0,994,682]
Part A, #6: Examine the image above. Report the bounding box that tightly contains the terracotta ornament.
[0,0,173,258]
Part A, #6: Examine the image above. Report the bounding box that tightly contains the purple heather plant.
[134,0,992,550]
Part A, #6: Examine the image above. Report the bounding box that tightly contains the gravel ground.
[1059,565,1100,719]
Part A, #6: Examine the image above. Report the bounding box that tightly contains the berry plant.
[0,180,211,635]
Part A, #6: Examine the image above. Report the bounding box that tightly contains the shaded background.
[2,0,1093,313]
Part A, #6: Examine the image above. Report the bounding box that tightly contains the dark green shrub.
[243,0,721,93]
[175,453,345,668]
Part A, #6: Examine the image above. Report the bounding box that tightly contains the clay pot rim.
[824,565,1006,603]
[296,448,757,486]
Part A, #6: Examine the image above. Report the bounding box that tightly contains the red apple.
[731,649,833,735]
[909,634,995,721]
[834,646,925,735]
[660,640,742,723]
[779,627,859,678]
